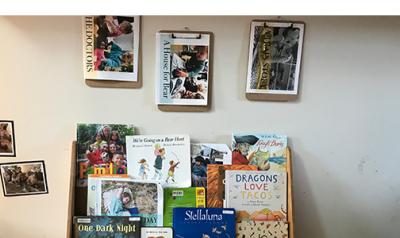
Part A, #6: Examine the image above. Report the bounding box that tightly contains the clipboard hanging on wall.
[82,16,142,88]
[155,30,213,112]
[245,20,305,101]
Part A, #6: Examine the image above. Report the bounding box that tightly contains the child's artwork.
[225,170,287,222]
[0,120,16,157]
[191,143,231,187]
[173,208,236,238]
[83,16,140,82]
[73,216,142,238]
[237,220,288,238]
[76,123,135,188]
[156,32,211,106]
[141,227,173,238]
[92,177,163,226]
[232,133,287,171]
[126,135,191,188]
[163,187,205,227]
[206,164,257,208]
[246,21,305,99]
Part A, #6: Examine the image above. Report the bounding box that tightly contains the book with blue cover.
[172,208,236,238]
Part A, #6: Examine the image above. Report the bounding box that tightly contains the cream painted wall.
[0,16,400,238]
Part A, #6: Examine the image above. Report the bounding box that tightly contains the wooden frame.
[156,30,213,112]
[66,142,295,237]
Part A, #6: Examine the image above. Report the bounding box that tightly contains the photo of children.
[76,124,135,187]
[93,16,135,73]
[170,45,209,100]
[0,160,48,196]
[191,144,232,187]
[100,180,161,226]
[0,121,16,157]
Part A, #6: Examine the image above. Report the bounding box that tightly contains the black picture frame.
[0,160,49,197]
[0,120,16,157]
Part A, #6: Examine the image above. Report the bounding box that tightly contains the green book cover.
[163,187,205,227]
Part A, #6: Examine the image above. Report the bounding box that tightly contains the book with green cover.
[163,187,205,227]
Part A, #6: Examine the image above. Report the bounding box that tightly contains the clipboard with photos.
[246,20,305,101]
[155,30,213,112]
[82,15,142,88]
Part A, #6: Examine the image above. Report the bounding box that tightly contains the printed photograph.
[191,144,231,187]
[0,160,48,196]
[170,45,209,100]
[93,16,135,72]
[76,124,135,187]
[0,121,16,157]
[247,21,304,95]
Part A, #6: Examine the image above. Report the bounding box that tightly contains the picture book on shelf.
[83,16,140,82]
[126,135,191,187]
[92,177,163,226]
[232,133,287,171]
[73,216,142,238]
[236,220,288,238]
[206,164,257,208]
[76,123,135,187]
[191,143,231,187]
[141,227,173,238]
[163,187,205,227]
[225,170,287,222]
[173,208,236,238]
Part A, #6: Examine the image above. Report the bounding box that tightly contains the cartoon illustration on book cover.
[191,143,231,187]
[225,170,287,222]
[232,134,287,171]
[126,135,191,188]
[206,164,257,208]
[76,124,134,187]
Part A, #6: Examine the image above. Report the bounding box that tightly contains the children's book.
[141,227,173,238]
[191,143,231,187]
[236,220,288,238]
[126,135,191,188]
[75,123,134,216]
[163,187,205,227]
[83,16,140,82]
[73,216,142,238]
[92,177,163,226]
[206,164,257,208]
[225,170,287,222]
[232,133,287,171]
[173,208,236,238]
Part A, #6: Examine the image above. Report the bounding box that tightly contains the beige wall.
[0,16,400,238]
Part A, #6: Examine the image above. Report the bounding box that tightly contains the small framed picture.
[246,20,305,101]
[0,160,48,196]
[156,31,212,110]
[0,120,16,157]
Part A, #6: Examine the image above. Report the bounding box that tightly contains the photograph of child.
[100,180,160,226]
[76,124,134,187]
[0,121,16,157]
[0,160,48,196]
[93,16,135,73]
[170,45,209,100]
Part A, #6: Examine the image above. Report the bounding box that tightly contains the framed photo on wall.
[0,120,16,157]
[246,20,305,101]
[0,160,48,196]
[83,16,141,87]
[156,31,212,111]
